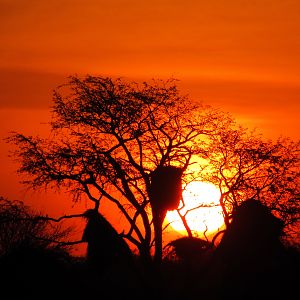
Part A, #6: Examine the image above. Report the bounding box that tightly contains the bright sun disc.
[166,181,224,235]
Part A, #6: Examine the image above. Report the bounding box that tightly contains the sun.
[166,181,224,236]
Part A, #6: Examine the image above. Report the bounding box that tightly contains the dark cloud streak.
[0,68,65,109]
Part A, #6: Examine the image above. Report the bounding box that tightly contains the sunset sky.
[0,0,299,232]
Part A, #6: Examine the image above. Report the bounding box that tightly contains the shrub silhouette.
[216,198,283,263]
[166,236,213,263]
[82,209,150,298]
[206,198,292,299]
[82,209,133,271]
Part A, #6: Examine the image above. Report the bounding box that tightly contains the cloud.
[0,67,298,139]
[0,68,66,109]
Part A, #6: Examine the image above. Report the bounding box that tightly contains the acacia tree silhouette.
[7,76,225,265]
[7,75,300,267]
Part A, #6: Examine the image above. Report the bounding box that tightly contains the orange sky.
[0,0,299,251]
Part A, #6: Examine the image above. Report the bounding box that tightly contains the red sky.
[0,0,299,250]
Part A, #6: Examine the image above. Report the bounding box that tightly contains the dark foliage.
[82,209,133,271]
[166,236,213,263]
[149,165,184,212]
[149,165,184,264]
[187,198,300,299]
[0,198,299,300]
[0,197,72,256]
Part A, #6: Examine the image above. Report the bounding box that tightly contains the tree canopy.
[7,75,300,262]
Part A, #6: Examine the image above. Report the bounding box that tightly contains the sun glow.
[166,181,224,236]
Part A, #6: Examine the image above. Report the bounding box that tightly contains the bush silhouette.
[205,198,298,299]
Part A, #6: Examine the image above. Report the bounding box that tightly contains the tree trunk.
[153,209,166,265]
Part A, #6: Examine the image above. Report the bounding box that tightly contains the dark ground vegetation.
[0,198,299,300]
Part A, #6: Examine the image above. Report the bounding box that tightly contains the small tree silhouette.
[0,197,72,257]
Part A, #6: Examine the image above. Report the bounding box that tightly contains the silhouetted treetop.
[52,77,189,129]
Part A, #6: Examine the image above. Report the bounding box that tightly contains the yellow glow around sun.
[166,181,224,235]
